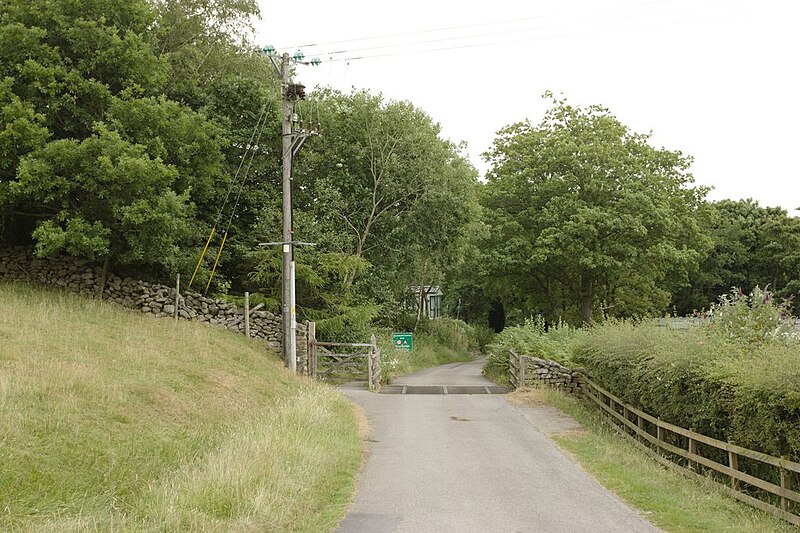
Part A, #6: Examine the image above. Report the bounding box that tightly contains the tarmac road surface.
[336,359,661,533]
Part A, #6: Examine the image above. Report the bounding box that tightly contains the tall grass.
[0,282,360,531]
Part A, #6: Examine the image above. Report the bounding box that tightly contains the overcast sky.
[255,0,799,215]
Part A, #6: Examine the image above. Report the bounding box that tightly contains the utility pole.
[279,53,296,372]
[263,48,319,372]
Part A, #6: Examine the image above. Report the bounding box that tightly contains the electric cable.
[204,95,275,293]
[322,10,742,63]
[189,98,272,289]
[277,0,676,51]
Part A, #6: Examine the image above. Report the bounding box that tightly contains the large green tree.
[0,0,281,287]
[248,89,481,333]
[672,199,800,314]
[482,94,709,324]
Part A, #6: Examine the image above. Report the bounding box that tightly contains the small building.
[409,285,443,319]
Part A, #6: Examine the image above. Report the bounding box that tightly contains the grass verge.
[516,387,794,533]
[0,281,361,532]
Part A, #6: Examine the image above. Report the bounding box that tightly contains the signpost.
[392,332,413,351]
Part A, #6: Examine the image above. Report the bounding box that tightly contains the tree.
[1,0,278,289]
[290,89,480,314]
[0,0,166,140]
[482,94,708,325]
[9,126,193,282]
[672,199,800,314]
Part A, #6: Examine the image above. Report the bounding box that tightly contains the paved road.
[337,359,661,533]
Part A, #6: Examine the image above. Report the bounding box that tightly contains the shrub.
[484,318,586,382]
[573,319,800,464]
[423,317,488,354]
[705,287,794,345]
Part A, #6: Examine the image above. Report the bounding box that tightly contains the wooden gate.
[307,325,381,391]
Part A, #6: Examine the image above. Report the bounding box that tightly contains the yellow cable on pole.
[188,227,216,289]
[205,230,228,293]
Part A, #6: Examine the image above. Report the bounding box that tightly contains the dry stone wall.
[0,247,308,370]
[522,356,586,395]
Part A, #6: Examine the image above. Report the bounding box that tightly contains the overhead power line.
[279,0,727,56]
[320,9,742,63]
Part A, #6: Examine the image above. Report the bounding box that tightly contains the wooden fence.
[582,377,800,526]
[308,329,381,391]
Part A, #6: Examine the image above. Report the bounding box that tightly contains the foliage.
[0,0,261,283]
[481,93,709,325]
[0,78,49,182]
[705,286,795,345]
[415,317,487,354]
[573,321,800,465]
[293,89,481,320]
[484,317,586,382]
[10,126,193,270]
[0,0,166,140]
[249,246,378,341]
[488,301,800,467]
[672,199,800,315]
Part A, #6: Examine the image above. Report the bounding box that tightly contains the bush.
[485,291,800,466]
[705,286,794,345]
[483,318,586,382]
[417,317,481,354]
[573,319,800,464]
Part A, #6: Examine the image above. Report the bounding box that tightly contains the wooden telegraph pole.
[279,53,296,372]
[263,48,319,372]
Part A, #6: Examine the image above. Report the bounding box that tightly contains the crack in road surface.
[337,358,661,533]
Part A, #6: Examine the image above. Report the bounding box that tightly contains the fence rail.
[582,376,800,526]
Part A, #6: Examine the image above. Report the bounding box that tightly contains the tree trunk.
[579,272,594,325]
[95,256,110,300]
[413,285,429,332]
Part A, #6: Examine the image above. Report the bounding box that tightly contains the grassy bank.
[0,282,361,531]
[517,388,794,532]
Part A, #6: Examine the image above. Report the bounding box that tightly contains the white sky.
[255,0,799,215]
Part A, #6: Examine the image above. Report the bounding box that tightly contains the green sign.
[392,332,413,351]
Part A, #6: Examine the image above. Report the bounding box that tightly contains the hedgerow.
[489,290,800,464]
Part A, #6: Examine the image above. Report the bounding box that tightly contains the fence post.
[174,273,180,321]
[519,355,527,389]
[368,333,377,391]
[509,350,519,389]
[375,345,381,391]
[308,322,316,379]
[688,432,698,472]
[728,446,740,490]
[244,292,250,338]
[781,457,790,511]
[637,414,645,444]
[656,421,664,453]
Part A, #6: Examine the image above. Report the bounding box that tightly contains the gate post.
[308,321,317,378]
[368,333,380,391]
